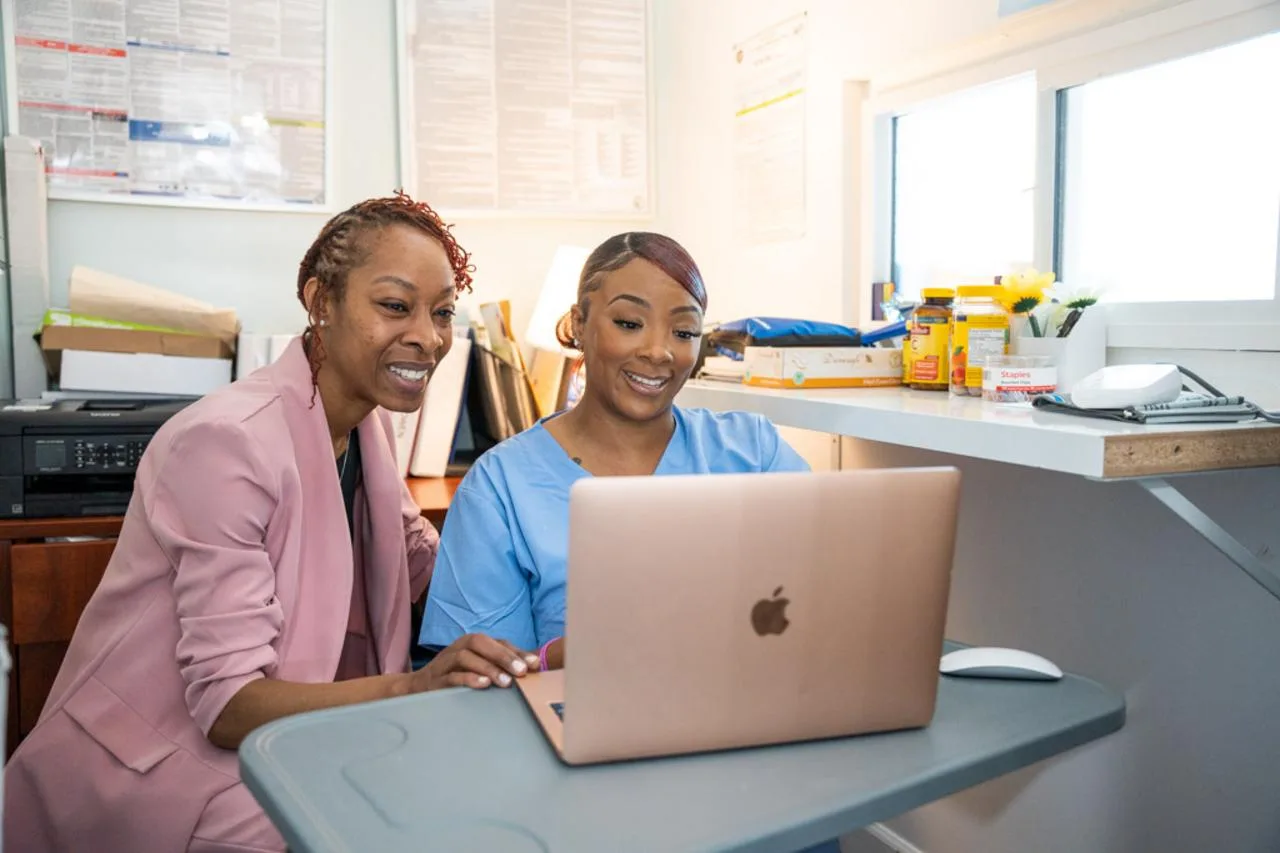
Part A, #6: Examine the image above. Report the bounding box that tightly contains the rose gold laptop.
[516,466,961,765]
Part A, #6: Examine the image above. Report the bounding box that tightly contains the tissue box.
[743,346,902,389]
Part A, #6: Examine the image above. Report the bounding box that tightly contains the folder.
[408,331,472,477]
[388,408,422,478]
[527,347,577,416]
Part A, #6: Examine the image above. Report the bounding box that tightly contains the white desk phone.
[1033,364,1280,425]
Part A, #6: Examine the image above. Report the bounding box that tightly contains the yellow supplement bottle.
[908,288,954,391]
[950,285,1009,396]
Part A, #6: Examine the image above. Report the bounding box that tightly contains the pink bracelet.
[538,638,558,671]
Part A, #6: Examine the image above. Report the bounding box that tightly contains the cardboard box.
[58,349,232,396]
[744,346,903,389]
[39,324,233,378]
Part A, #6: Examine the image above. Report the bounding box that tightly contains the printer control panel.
[27,434,154,474]
[69,438,149,472]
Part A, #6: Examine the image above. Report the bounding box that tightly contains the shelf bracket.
[1138,477,1280,604]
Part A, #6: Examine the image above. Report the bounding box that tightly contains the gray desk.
[239,662,1124,853]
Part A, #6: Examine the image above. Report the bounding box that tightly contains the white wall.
[651,0,1000,327]
[43,1,634,343]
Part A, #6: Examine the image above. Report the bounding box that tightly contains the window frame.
[862,0,1280,352]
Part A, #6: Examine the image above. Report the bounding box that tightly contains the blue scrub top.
[419,406,811,651]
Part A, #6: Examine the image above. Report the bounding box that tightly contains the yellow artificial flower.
[999,268,1055,315]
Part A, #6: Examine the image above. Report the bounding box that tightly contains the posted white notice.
[732,13,807,244]
[11,0,328,208]
[405,0,650,216]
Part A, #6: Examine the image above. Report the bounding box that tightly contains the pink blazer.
[3,338,438,852]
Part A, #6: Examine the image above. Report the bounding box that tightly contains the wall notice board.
[4,0,331,210]
[397,0,652,218]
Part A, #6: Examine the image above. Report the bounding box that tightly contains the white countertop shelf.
[676,381,1280,480]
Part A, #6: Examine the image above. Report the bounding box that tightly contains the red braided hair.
[296,190,474,396]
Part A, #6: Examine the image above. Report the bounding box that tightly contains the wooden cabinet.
[0,517,122,758]
[0,477,458,759]
[11,539,118,644]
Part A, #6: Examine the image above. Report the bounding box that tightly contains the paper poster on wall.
[732,12,807,245]
[6,0,329,210]
[998,0,1058,17]
[399,0,651,217]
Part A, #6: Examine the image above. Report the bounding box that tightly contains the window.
[1057,31,1280,304]
[890,74,1038,300]
[868,0,1280,349]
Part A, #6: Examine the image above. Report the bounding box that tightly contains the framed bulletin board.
[3,0,332,211]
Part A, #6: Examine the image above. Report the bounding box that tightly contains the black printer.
[0,398,194,519]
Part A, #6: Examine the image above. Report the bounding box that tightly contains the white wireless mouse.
[1069,364,1183,410]
[939,646,1063,681]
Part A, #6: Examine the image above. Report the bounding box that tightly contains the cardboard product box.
[57,349,232,396]
[39,324,234,378]
[744,345,903,389]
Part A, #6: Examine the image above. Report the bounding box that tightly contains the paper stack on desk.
[38,267,240,397]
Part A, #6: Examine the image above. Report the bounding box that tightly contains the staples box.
[743,346,902,389]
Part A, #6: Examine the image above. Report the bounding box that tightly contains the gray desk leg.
[1138,477,1280,604]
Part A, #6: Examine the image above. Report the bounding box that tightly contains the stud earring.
[318,319,327,327]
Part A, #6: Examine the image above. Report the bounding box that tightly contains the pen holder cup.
[1011,307,1106,393]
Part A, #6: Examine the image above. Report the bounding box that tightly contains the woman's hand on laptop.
[409,634,540,691]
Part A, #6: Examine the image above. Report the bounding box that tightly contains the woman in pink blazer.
[3,193,538,852]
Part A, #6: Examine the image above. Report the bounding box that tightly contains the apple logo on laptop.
[751,586,790,636]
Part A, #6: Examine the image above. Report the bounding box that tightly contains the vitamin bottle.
[907,288,954,391]
[949,285,1009,397]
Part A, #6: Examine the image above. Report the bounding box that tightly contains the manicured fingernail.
[524,655,539,666]
[512,659,527,674]
[498,673,512,686]
[476,676,490,687]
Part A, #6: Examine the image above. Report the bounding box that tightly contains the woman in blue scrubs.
[419,232,809,668]
[422,233,842,852]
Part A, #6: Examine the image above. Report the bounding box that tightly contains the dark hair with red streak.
[296,190,474,393]
[554,232,707,351]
